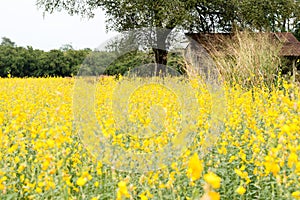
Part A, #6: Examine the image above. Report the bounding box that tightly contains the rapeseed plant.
[0,77,299,199]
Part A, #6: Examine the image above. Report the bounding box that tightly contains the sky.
[0,0,118,51]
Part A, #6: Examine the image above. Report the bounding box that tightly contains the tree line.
[0,37,92,77]
[0,37,185,77]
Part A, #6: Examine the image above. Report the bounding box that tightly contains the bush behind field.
[0,44,92,77]
[0,43,185,78]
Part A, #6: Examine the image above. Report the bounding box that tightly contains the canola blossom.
[0,77,299,199]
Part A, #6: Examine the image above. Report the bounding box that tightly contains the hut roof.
[272,32,300,57]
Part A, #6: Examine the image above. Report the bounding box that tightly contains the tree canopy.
[36,0,300,33]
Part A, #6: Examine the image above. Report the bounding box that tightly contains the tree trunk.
[152,48,168,76]
[152,28,172,76]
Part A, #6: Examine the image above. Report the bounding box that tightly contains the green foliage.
[104,51,187,76]
[0,38,91,77]
[187,0,300,33]
[187,0,238,33]
[237,0,300,32]
[1,37,15,47]
[293,22,300,41]
[104,51,153,76]
[80,51,117,76]
[167,52,186,75]
[37,0,300,34]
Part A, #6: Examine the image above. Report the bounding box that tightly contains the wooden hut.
[185,32,300,80]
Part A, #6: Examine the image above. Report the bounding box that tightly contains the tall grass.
[210,31,282,89]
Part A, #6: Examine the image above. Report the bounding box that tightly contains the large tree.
[37,0,192,75]
[37,0,300,75]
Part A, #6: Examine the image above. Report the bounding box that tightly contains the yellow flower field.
[0,77,299,199]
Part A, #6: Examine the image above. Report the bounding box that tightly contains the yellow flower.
[117,181,130,199]
[94,181,99,187]
[18,164,26,173]
[296,162,300,173]
[217,146,227,155]
[82,171,93,181]
[73,187,79,192]
[0,183,5,191]
[236,186,246,195]
[263,156,280,176]
[14,156,20,163]
[270,164,280,176]
[208,191,220,200]
[234,168,243,177]
[288,152,298,168]
[140,193,148,200]
[281,124,290,133]
[76,177,87,187]
[201,191,220,200]
[292,191,300,199]
[187,153,203,181]
[229,155,236,163]
[35,187,43,194]
[42,160,50,171]
[203,172,221,189]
